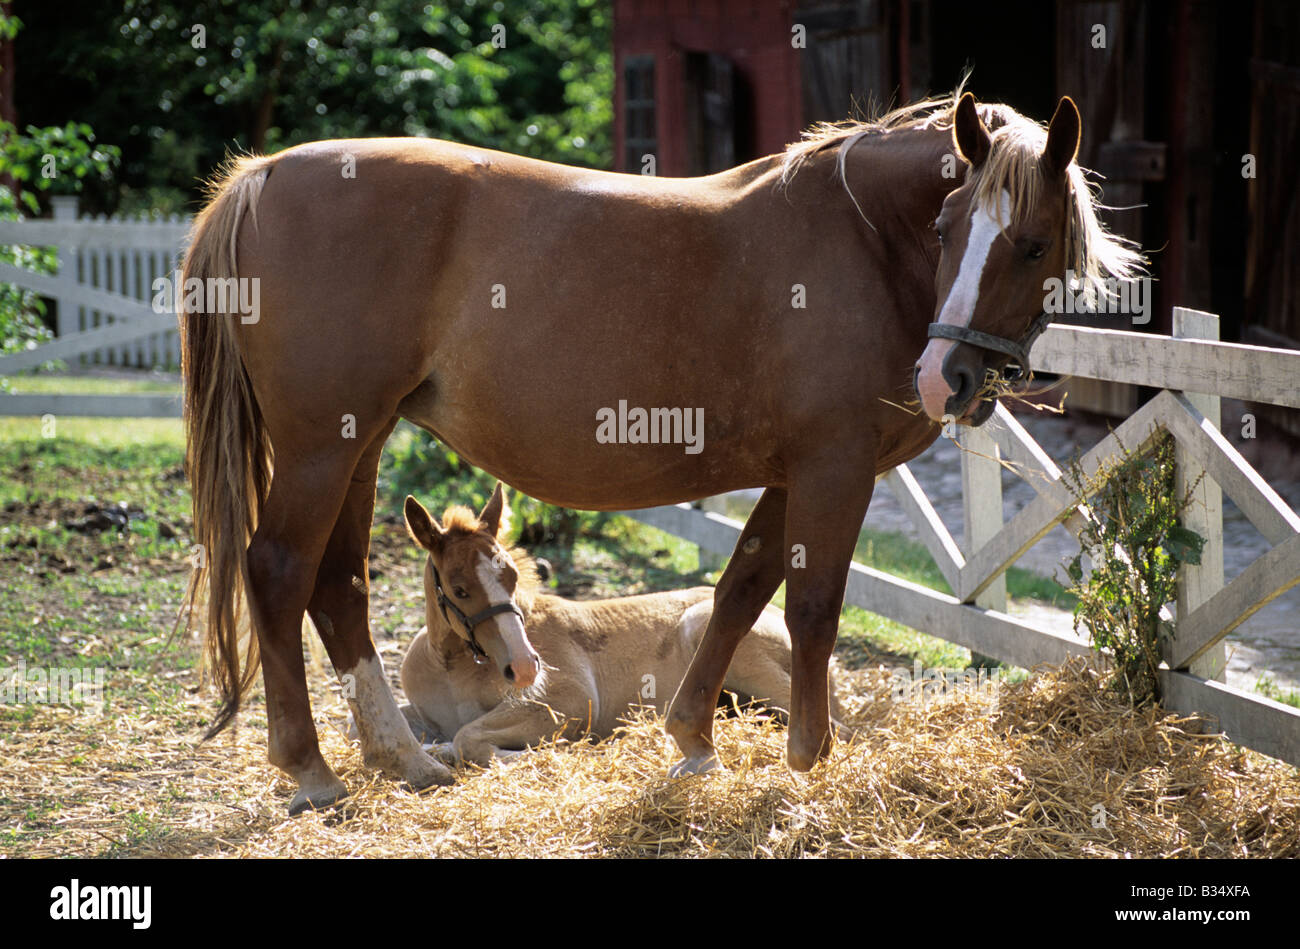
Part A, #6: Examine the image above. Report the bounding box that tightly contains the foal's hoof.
[402,752,455,791]
[422,741,458,767]
[288,777,349,817]
[668,754,723,779]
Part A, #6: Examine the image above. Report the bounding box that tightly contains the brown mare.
[398,484,845,766]
[180,92,1142,813]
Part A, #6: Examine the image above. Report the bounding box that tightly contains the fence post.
[49,196,79,338]
[1171,307,1226,682]
[960,423,1006,667]
[697,494,728,573]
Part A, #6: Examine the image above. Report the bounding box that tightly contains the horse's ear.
[478,482,506,538]
[1042,96,1081,177]
[953,92,990,169]
[404,495,443,553]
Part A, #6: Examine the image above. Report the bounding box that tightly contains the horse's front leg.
[781,457,877,771]
[666,487,788,776]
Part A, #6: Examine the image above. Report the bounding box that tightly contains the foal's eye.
[453,587,469,599]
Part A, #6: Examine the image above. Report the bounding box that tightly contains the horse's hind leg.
[306,420,453,792]
[247,449,365,815]
[666,487,788,776]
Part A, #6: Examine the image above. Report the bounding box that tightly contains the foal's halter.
[429,560,524,661]
[926,309,1053,383]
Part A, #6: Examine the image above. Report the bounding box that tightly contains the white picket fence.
[0,196,189,416]
[622,308,1300,769]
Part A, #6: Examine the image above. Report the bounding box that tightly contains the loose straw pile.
[4,658,1295,857]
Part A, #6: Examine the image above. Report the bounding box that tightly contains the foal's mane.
[438,503,541,604]
[780,91,1146,306]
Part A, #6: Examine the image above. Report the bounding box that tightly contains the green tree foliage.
[0,11,120,356]
[14,0,612,214]
[379,423,609,549]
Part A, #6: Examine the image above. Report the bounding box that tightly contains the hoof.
[422,741,458,767]
[668,754,723,779]
[288,777,349,817]
[401,751,455,791]
[787,743,831,772]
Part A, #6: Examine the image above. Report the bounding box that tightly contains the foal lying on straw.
[398,484,847,767]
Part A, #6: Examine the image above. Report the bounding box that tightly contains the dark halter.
[429,561,524,661]
[926,309,1053,383]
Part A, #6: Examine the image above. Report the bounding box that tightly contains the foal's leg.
[666,487,788,776]
[246,451,363,816]
[451,701,567,767]
[307,420,454,792]
[781,463,876,771]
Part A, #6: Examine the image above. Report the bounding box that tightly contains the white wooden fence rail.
[0,196,189,416]
[621,308,1300,769]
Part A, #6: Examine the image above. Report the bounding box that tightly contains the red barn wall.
[613,0,801,175]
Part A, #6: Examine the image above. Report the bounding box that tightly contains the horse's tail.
[179,154,276,740]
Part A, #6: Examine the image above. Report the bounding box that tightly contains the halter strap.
[429,561,524,660]
[926,310,1052,382]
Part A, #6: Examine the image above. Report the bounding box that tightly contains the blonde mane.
[780,91,1146,306]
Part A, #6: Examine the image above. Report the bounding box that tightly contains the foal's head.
[404,483,541,689]
[914,92,1143,425]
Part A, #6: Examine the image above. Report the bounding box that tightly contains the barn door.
[1054,0,1160,415]
[684,52,737,175]
[1244,2,1300,350]
[1243,1,1300,437]
[797,1,895,124]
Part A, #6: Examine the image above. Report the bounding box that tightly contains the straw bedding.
[4,654,1296,858]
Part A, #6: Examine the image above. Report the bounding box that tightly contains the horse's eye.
[453,587,469,599]
[1026,243,1046,261]
[934,219,945,243]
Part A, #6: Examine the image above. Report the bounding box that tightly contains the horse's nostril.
[952,366,975,403]
[503,665,515,682]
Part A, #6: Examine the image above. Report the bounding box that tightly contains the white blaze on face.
[916,189,1012,421]
[475,551,540,689]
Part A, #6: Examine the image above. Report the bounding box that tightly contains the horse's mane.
[780,89,1146,307]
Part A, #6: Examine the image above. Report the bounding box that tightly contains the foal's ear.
[404,495,443,553]
[1042,96,1081,177]
[478,482,507,539]
[953,92,990,169]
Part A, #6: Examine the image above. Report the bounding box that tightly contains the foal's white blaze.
[916,190,1012,421]
[475,552,540,689]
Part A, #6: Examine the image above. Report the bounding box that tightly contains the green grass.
[0,416,184,451]
[1255,674,1300,710]
[1,371,181,396]
[0,392,194,721]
